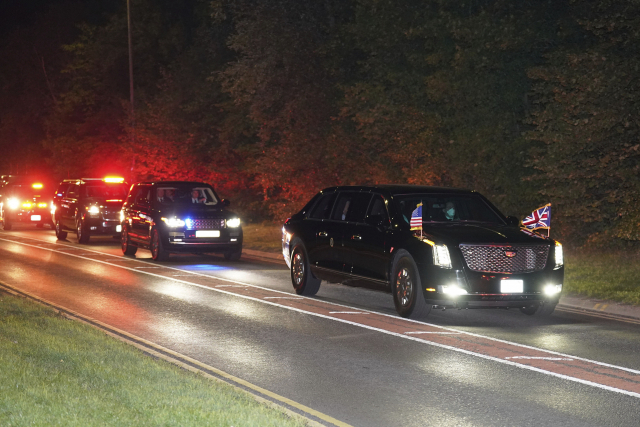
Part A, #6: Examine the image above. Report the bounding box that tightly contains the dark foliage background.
[1,0,638,247]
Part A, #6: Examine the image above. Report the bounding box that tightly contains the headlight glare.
[161,217,185,228]
[7,198,19,209]
[227,217,241,228]
[87,206,100,215]
[544,284,562,295]
[441,284,468,296]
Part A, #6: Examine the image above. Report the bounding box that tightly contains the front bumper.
[164,228,243,254]
[6,209,52,224]
[420,264,564,309]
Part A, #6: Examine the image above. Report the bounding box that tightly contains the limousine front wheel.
[290,240,320,296]
[392,250,431,319]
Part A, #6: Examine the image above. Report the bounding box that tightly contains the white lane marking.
[263,296,304,300]
[172,274,196,277]
[405,331,462,335]
[2,235,640,399]
[329,311,366,314]
[134,266,161,269]
[506,356,574,361]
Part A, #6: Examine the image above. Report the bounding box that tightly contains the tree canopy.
[1,0,639,246]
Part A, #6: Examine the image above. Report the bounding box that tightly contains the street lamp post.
[127,0,135,181]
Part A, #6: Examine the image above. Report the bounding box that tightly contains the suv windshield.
[155,184,219,206]
[396,194,504,225]
[83,183,128,199]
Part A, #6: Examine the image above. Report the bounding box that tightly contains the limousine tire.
[391,250,431,319]
[55,219,67,240]
[520,301,557,317]
[290,239,321,296]
[121,225,137,256]
[150,228,169,261]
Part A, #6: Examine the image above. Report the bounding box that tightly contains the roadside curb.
[242,248,640,322]
[557,295,640,322]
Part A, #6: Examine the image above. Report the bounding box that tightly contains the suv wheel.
[121,225,137,256]
[150,228,169,261]
[55,219,67,240]
[391,250,431,319]
[77,219,90,243]
[290,239,320,296]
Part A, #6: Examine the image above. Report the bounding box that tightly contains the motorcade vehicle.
[120,181,243,261]
[0,176,54,230]
[282,185,564,319]
[53,177,128,243]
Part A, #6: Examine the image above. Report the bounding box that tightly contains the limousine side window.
[365,194,389,225]
[331,192,373,222]
[308,192,337,219]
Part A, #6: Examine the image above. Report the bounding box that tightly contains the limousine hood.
[422,222,551,246]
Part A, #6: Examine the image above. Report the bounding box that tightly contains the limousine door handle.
[318,231,328,238]
[351,234,362,240]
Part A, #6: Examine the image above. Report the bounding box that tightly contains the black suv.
[120,181,243,261]
[0,176,54,230]
[53,177,129,243]
[282,185,564,319]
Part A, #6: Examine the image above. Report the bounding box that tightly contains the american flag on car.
[410,203,423,230]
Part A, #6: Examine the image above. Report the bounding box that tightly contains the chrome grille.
[190,218,225,230]
[459,244,549,273]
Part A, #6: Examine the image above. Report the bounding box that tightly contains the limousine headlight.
[226,217,241,228]
[422,238,452,269]
[433,244,452,269]
[161,217,186,228]
[554,241,563,269]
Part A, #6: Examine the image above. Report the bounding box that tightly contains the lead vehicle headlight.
[161,217,185,228]
[227,218,241,228]
[554,241,563,269]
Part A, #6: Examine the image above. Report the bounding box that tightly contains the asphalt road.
[2,226,640,427]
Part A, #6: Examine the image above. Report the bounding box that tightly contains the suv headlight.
[161,217,185,228]
[554,241,563,269]
[8,198,19,209]
[226,218,241,228]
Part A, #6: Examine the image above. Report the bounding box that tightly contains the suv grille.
[459,244,549,274]
[191,218,225,230]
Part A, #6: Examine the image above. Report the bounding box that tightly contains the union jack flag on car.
[522,203,551,230]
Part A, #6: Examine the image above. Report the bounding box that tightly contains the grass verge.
[242,221,283,253]
[564,250,640,306]
[0,292,308,427]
